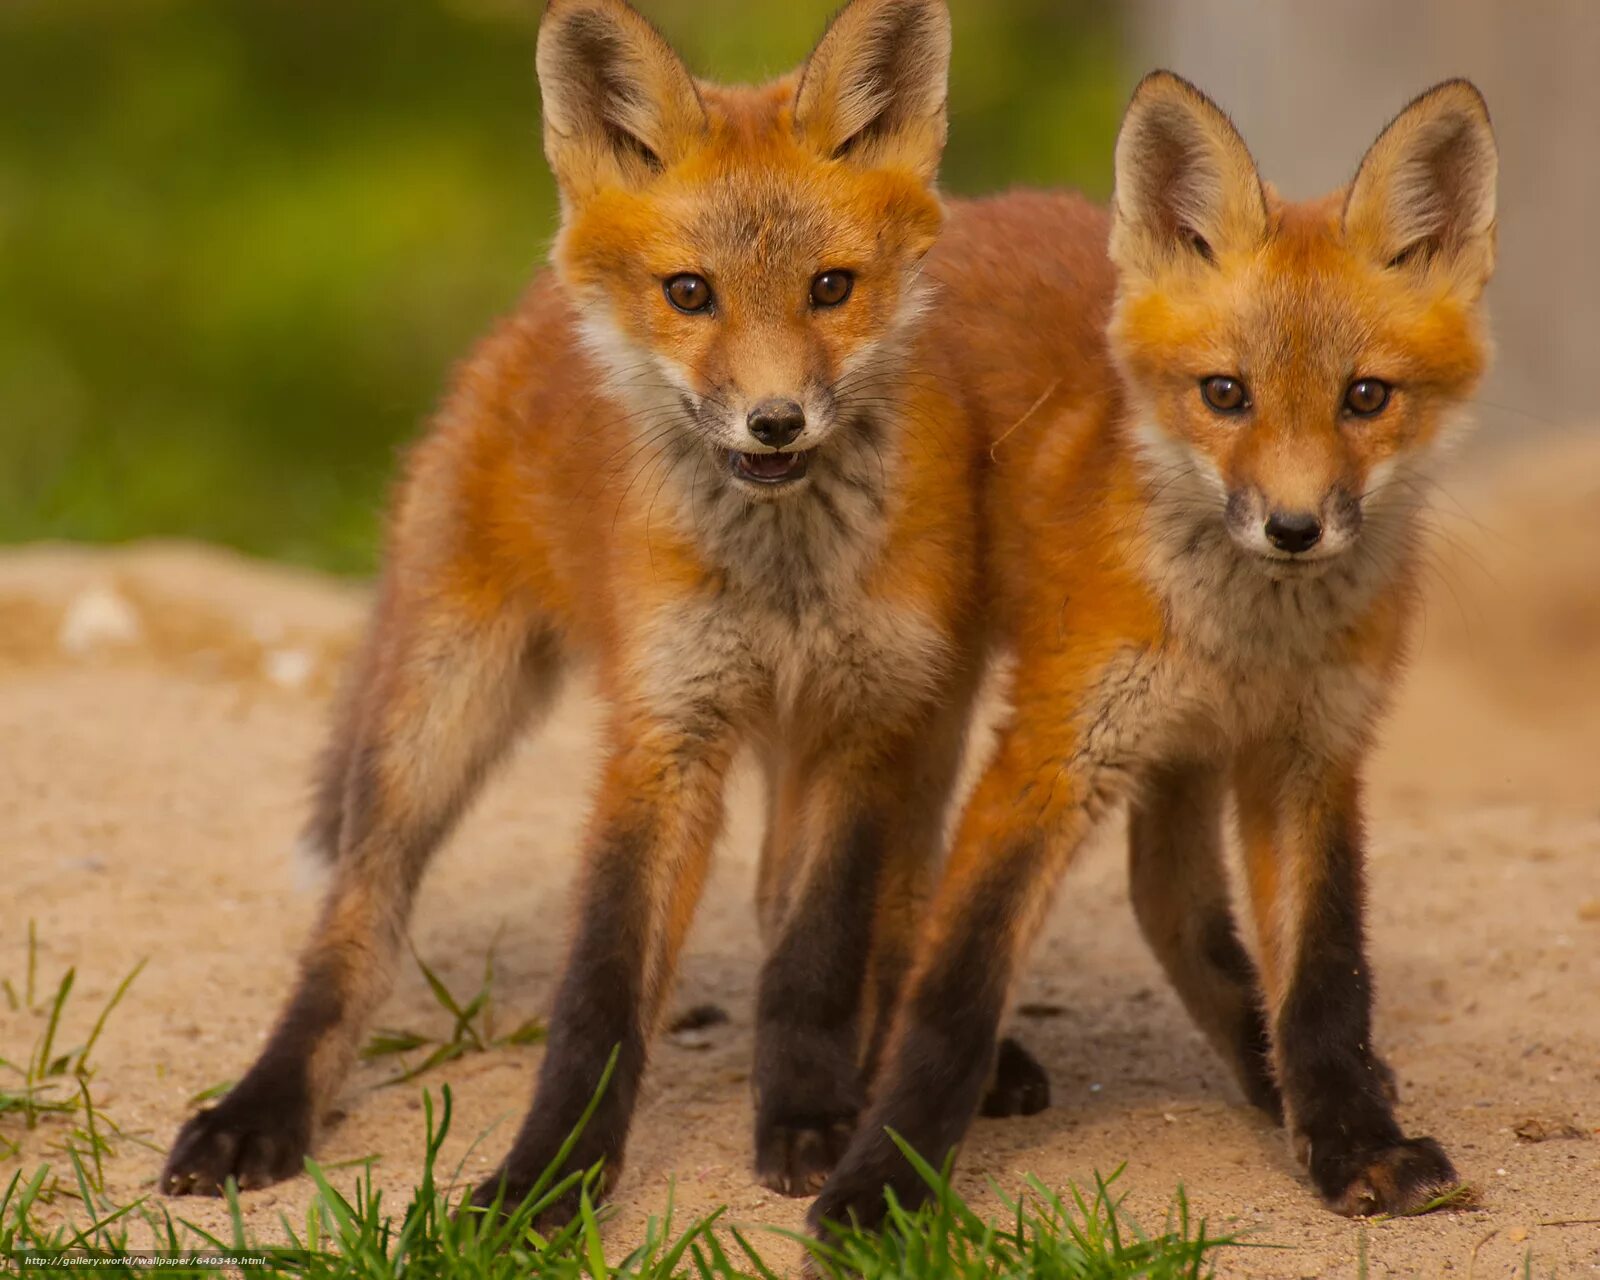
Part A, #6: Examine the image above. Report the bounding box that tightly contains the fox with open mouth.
[159,0,1046,1224]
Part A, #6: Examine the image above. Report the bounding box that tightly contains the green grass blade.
[32,967,76,1084]
[76,957,146,1076]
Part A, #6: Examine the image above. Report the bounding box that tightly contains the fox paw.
[1312,1135,1460,1217]
[755,1109,858,1196]
[808,1166,891,1236]
[980,1036,1050,1118]
[161,1090,310,1196]
[466,1165,579,1231]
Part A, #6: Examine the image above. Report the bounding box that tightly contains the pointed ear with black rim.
[536,0,706,202]
[793,0,952,181]
[1110,71,1267,276]
[1343,79,1497,291]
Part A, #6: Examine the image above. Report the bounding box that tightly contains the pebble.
[58,583,142,654]
[264,646,315,690]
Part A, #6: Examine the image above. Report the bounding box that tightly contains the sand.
[3,436,1597,1277]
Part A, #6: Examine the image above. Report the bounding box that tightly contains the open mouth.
[728,449,812,486]
[1253,552,1334,578]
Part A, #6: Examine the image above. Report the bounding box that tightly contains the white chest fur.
[628,430,953,738]
[1141,517,1410,759]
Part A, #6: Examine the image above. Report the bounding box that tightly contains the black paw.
[467,1166,554,1225]
[468,1167,527,1215]
[466,1119,625,1231]
[807,1136,930,1239]
[1227,1002,1285,1123]
[980,1036,1049,1118]
[1310,1134,1460,1217]
[755,1110,858,1196]
[752,1036,863,1196]
[467,1158,604,1232]
[161,1088,311,1196]
[1231,1032,1284,1122]
[808,1166,890,1237]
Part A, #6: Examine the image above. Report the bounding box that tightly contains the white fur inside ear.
[1110,75,1264,266]
[1344,84,1498,272]
[828,7,947,143]
[1121,104,1226,242]
[535,0,705,193]
[793,0,951,175]
[1384,115,1496,252]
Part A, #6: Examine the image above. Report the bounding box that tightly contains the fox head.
[1108,72,1497,574]
[536,0,949,497]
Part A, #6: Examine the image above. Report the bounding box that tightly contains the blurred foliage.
[0,0,1125,573]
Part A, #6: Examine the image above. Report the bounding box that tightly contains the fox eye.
[664,274,713,314]
[1200,375,1250,414]
[810,270,853,308]
[1344,378,1391,417]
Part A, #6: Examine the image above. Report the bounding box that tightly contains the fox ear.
[793,0,951,181]
[1110,71,1266,275]
[536,0,706,201]
[1343,79,1497,289]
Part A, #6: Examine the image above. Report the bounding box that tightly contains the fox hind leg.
[858,665,979,1086]
[750,660,1053,1197]
[162,591,560,1196]
[979,1036,1050,1118]
[809,736,1098,1234]
[751,757,886,1196]
[851,667,1051,1123]
[1128,761,1281,1119]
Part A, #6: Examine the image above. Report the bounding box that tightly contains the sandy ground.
[3,436,1598,1278]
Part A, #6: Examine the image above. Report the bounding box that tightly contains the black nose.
[746,398,805,448]
[1264,510,1323,554]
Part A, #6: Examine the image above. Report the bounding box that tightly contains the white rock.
[58,584,142,654]
[264,646,314,690]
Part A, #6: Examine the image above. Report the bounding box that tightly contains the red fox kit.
[160,0,1044,1215]
[814,73,1498,1229]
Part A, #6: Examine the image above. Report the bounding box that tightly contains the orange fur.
[161,0,1005,1213]
[815,72,1498,1232]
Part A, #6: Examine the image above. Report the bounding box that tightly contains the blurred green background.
[0,0,1125,574]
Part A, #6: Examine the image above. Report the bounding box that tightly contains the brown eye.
[664,273,712,314]
[810,269,853,308]
[1200,375,1249,414]
[1344,378,1391,417]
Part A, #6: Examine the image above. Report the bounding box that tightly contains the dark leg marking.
[1128,763,1283,1120]
[1200,909,1282,1120]
[471,825,651,1224]
[1277,812,1456,1216]
[161,961,341,1195]
[752,813,884,1196]
[979,1036,1050,1118]
[809,843,1036,1234]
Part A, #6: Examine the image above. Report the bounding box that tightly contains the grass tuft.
[5,934,1235,1277]
[360,942,545,1086]
[796,1135,1233,1279]
[0,922,151,1193]
[3,1085,1235,1277]
[1366,1180,1478,1222]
